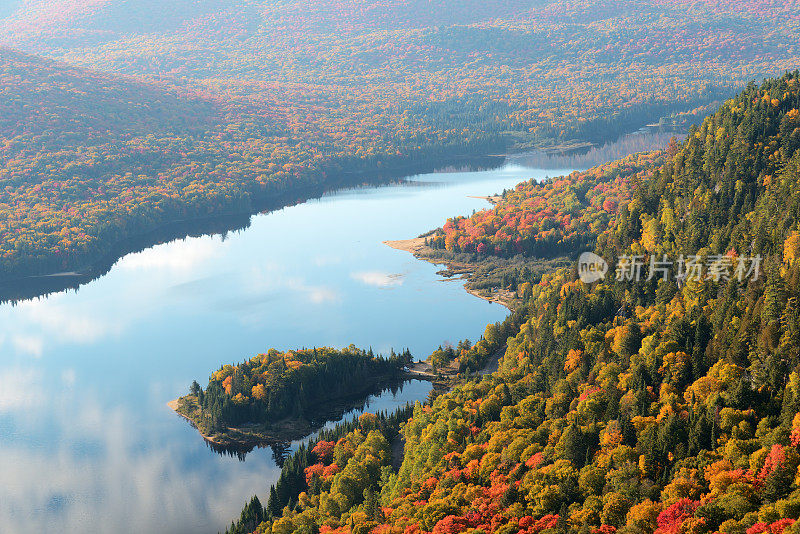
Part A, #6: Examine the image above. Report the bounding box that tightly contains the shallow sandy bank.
[383,237,427,254]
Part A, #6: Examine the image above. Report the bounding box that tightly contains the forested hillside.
[233,74,800,534]
[1,0,800,280]
[428,150,665,258]
[0,48,233,277]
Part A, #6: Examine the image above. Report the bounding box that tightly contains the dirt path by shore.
[465,287,515,308]
[407,361,436,377]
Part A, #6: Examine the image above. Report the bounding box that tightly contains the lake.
[0,161,571,533]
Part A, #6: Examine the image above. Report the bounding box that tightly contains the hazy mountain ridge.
[1,0,799,294]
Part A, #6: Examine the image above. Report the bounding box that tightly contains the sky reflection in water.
[0,163,571,533]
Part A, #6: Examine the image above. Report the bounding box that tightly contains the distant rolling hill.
[0,0,799,283]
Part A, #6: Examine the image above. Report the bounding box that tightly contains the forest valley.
[1,0,800,281]
[213,73,800,534]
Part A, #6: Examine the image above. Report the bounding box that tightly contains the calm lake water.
[0,162,571,533]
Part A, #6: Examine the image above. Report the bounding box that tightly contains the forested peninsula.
[172,346,412,447]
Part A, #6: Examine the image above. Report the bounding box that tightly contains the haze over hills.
[0,0,799,281]
[4,0,800,138]
[6,2,800,534]
[0,47,217,137]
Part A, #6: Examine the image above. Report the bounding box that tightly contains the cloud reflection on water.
[117,238,223,274]
[351,271,404,288]
[0,371,280,533]
[0,162,549,533]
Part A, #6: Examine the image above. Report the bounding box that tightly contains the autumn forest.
[1,0,799,279]
[222,72,800,534]
[4,1,800,534]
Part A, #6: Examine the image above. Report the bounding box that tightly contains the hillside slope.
[3,0,797,144]
[0,48,239,278]
[0,46,481,281]
[1,1,800,281]
[239,73,800,534]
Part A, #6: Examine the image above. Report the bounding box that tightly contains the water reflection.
[117,238,224,273]
[0,161,565,533]
[0,361,430,532]
[187,378,427,461]
[0,214,253,305]
[0,155,506,305]
[350,271,404,288]
[0,401,282,533]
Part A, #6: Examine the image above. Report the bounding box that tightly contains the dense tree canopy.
[235,73,800,534]
[181,345,411,435]
[428,151,663,258]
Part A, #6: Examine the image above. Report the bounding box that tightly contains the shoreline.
[167,399,305,448]
[0,123,674,303]
[383,237,427,254]
[0,151,507,289]
[0,123,674,294]
[166,399,219,444]
[384,238,514,310]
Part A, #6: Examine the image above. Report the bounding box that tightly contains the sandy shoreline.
[383,239,513,310]
[383,237,428,254]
